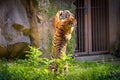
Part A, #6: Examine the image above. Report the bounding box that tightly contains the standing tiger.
[51,10,77,59]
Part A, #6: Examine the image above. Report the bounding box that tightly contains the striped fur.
[51,10,77,59]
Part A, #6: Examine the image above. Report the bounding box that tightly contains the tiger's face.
[54,10,77,29]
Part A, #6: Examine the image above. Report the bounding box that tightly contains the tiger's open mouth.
[58,10,77,26]
[59,10,71,20]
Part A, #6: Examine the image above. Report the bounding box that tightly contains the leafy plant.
[26,46,43,66]
[26,46,73,79]
[50,52,72,75]
[0,46,120,80]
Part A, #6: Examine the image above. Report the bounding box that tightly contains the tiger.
[49,10,77,74]
[50,10,77,59]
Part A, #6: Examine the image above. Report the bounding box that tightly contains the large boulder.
[0,0,31,58]
[0,0,53,58]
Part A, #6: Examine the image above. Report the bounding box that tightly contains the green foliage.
[47,3,61,18]
[0,46,120,80]
[26,46,43,66]
[67,61,120,80]
[50,52,72,76]
[66,31,76,54]
[47,0,62,18]
[46,34,53,57]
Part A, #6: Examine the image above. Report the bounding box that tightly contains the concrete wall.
[109,0,120,45]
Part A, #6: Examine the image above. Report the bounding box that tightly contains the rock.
[38,16,54,56]
[0,0,30,58]
[0,0,55,58]
[0,46,8,57]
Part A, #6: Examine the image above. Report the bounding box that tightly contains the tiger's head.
[54,10,77,30]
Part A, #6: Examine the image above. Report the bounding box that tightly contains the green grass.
[0,59,120,80]
[67,61,120,80]
[0,47,120,80]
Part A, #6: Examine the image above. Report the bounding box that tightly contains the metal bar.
[75,0,79,52]
[102,0,105,51]
[82,0,85,52]
[78,0,82,52]
[79,0,82,52]
[91,0,95,51]
[78,0,80,52]
[88,0,92,53]
[95,0,98,51]
[84,0,88,53]
[106,0,109,50]
[99,0,101,50]
[98,0,101,51]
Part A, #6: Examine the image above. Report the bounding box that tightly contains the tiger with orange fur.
[49,10,77,74]
[51,10,77,59]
